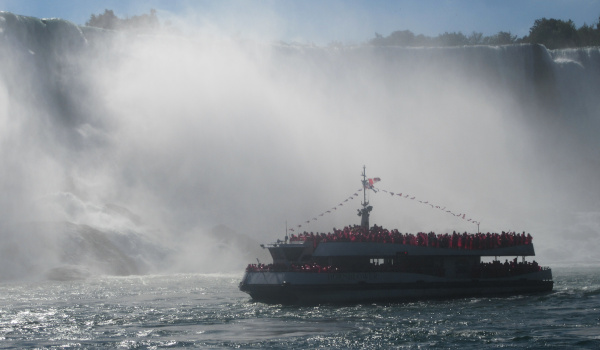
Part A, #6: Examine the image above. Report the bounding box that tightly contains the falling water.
[0,12,599,280]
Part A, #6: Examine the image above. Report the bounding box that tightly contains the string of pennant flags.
[288,188,365,232]
[289,177,480,232]
[374,186,481,226]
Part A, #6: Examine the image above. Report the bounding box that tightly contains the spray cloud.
[1,11,599,280]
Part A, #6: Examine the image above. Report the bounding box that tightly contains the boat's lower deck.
[239,270,553,304]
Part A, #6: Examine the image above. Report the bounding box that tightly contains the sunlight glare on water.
[0,268,598,349]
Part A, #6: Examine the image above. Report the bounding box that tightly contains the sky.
[1,0,599,44]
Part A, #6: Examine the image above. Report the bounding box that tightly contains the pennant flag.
[373,186,480,228]
[291,185,479,233]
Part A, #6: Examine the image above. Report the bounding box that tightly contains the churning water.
[0,267,598,349]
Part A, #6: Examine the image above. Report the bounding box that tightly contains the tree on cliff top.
[85,9,159,33]
[370,16,599,49]
[525,18,578,49]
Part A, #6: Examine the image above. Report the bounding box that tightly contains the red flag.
[365,177,381,189]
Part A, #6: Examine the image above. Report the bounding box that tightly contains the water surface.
[0,267,598,349]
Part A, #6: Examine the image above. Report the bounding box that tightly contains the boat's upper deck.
[279,225,536,257]
[310,241,535,257]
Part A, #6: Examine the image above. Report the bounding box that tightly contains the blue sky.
[1,0,599,44]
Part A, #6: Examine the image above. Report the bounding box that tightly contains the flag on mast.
[364,177,381,190]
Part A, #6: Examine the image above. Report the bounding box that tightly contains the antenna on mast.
[357,165,373,229]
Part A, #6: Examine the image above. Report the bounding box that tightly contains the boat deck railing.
[245,259,547,278]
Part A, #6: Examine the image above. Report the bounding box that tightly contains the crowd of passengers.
[288,225,532,250]
[474,258,542,278]
[245,259,543,278]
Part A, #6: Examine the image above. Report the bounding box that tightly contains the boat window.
[370,258,384,265]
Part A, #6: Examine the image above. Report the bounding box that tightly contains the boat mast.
[358,165,373,229]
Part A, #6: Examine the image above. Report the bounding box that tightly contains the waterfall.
[1,12,599,279]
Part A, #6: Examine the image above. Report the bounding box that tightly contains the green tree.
[86,9,119,30]
[577,16,600,46]
[435,32,469,46]
[526,18,577,49]
[368,15,600,48]
[467,32,484,45]
[485,31,518,45]
[370,30,416,46]
[86,9,159,32]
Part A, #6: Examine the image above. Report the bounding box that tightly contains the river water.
[0,266,598,349]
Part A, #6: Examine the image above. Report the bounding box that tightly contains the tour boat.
[239,168,553,304]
